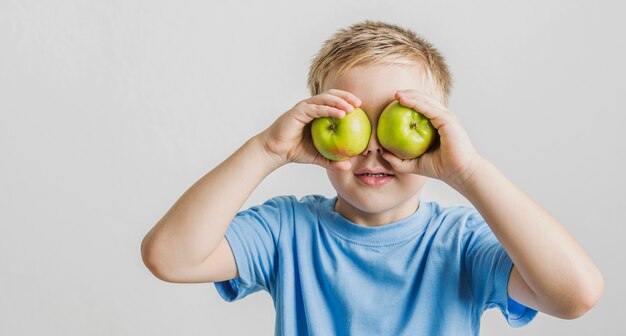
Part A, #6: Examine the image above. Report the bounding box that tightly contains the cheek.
[404,174,428,190]
[326,169,349,188]
[326,169,361,197]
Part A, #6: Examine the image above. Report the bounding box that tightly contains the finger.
[306,104,347,120]
[328,159,352,171]
[312,153,352,171]
[306,93,356,113]
[292,103,346,124]
[396,89,445,108]
[381,151,418,174]
[394,91,456,130]
[324,89,362,108]
[396,90,458,122]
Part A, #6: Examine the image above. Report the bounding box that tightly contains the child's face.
[322,63,430,227]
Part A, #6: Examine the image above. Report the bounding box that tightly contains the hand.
[381,89,484,185]
[258,89,361,171]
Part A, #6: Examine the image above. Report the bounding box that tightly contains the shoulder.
[248,194,331,218]
[425,202,498,256]
[424,201,488,238]
[256,194,328,207]
[427,201,483,226]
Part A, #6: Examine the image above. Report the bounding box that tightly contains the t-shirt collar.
[319,196,432,247]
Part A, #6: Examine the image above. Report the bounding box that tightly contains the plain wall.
[1,0,624,335]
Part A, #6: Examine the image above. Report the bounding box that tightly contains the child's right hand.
[258,89,361,171]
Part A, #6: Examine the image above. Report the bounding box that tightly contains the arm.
[140,136,279,283]
[450,158,604,319]
[383,89,604,319]
[140,90,359,283]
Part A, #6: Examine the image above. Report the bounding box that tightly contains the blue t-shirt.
[215,195,537,335]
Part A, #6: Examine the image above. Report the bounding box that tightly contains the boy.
[141,21,603,335]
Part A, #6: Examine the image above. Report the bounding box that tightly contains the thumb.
[313,154,352,171]
[328,160,352,171]
[381,151,418,174]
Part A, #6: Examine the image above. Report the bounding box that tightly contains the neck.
[334,193,421,227]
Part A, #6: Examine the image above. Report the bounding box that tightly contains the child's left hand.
[381,89,483,186]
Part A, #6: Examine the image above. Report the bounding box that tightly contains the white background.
[1,0,624,335]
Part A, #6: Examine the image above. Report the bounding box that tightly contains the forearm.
[141,134,281,273]
[450,157,603,312]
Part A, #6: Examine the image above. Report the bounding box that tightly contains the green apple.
[377,100,437,159]
[311,108,371,161]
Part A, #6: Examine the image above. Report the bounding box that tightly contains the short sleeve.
[463,212,538,327]
[214,197,287,302]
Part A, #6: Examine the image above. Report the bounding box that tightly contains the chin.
[342,194,398,214]
[328,170,426,218]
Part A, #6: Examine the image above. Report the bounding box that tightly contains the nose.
[361,126,383,156]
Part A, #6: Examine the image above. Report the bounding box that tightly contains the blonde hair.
[307,20,452,106]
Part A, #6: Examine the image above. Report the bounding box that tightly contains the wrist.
[249,132,289,171]
[446,155,490,193]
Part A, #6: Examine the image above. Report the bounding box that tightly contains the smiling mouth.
[355,171,395,187]
[358,173,393,177]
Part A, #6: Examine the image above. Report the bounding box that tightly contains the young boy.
[141,21,604,335]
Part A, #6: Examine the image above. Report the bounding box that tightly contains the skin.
[141,62,604,320]
[322,64,432,226]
